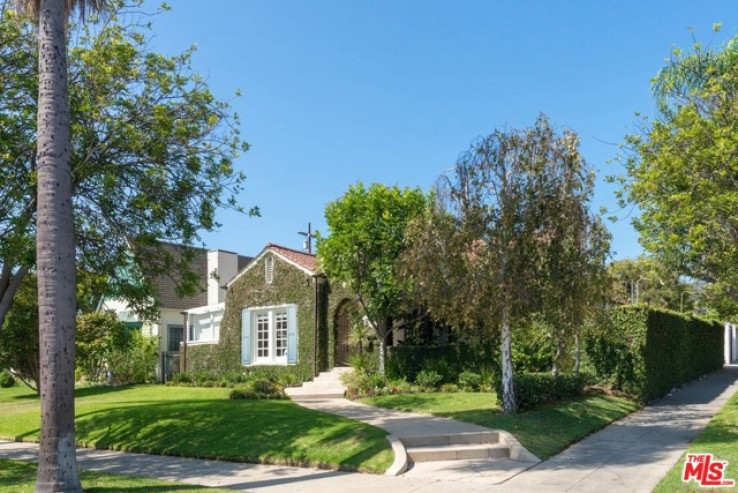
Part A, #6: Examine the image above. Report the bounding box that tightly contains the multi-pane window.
[275,312,287,357]
[256,313,270,359]
[252,308,290,364]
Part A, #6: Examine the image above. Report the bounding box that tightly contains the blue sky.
[142,1,738,260]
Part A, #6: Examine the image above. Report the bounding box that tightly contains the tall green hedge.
[586,306,723,402]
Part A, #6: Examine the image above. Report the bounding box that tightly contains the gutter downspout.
[312,274,320,378]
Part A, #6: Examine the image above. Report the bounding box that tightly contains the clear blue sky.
[141,1,738,260]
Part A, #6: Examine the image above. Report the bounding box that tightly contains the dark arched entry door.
[336,302,350,365]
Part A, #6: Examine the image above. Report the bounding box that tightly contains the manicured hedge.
[586,306,723,402]
[508,372,590,411]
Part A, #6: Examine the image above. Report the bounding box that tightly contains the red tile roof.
[266,243,318,272]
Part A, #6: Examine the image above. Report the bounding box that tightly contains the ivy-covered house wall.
[185,247,354,382]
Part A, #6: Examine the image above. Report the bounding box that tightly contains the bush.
[415,370,442,390]
[440,383,458,393]
[508,372,589,411]
[171,372,193,384]
[229,379,284,400]
[0,370,15,388]
[585,306,724,402]
[107,331,158,384]
[458,371,482,391]
[76,311,131,382]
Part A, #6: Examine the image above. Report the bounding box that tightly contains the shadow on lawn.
[73,398,391,472]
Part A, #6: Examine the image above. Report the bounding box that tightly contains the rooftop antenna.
[298,222,317,254]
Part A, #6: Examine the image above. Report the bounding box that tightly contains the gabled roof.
[266,243,318,272]
[227,243,318,287]
[133,241,251,310]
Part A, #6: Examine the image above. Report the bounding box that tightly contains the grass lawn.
[652,388,738,493]
[364,391,639,459]
[0,459,232,492]
[0,385,392,473]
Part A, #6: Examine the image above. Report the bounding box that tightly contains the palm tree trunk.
[500,305,517,414]
[35,0,81,491]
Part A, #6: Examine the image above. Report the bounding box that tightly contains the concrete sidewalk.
[2,365,737,492]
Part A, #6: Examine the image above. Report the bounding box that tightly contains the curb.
[384,435,408,476]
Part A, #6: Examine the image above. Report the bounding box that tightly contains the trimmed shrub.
[509,372,589,411]
[415,370,442,390]
[585,306,724,402]
[458,371,482,391]
[0,370,15,388]
[229,379,285,400]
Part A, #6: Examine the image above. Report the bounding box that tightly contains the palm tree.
[14,1,105,491]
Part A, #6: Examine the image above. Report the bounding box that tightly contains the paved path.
[2,365,737,492]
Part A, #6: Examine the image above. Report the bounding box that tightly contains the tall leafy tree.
[621,29,738,317]
[14,1,105,491]
[404,115,608,413]
[318,183,428,373]
[0,1,249,330]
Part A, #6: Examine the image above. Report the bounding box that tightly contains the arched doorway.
[336,301,351,366]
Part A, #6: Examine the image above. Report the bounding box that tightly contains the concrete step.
[406,443,510,463]
[401,431,500,447]
[285,366,350,401]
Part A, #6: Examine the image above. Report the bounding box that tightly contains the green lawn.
[0,385,392,473]
[652,388,738,493]
[364,391,639,459]
[0,459,232,493]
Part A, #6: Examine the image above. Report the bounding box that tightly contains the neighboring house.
[183,243,355,382]
[102,242,251,382]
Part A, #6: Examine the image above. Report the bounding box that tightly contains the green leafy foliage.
[621,35,738,318]
[0,370,15,388]
[318,183,429,371]
[506,372,591,411]
[229,379,285,400]
[415,370,443,390]
[458,371,482,391]
[75,311,131,382]
[0,1,250,325]
[106,331,158,384]
[585,306,723,402]
[0,277,38,391]
[402,114,610,413]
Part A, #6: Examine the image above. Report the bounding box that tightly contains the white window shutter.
[286,304,298,364]
[241,308,252,365]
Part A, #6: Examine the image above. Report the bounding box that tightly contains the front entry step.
[285,366,351,401]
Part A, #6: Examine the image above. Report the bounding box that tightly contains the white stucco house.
[102,242,251,381]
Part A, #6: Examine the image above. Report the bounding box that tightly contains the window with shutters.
[252,307,289,364]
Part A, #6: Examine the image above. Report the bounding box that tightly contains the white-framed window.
[186,304,224,344]
[253,308,288,364]
[242,304,297,366]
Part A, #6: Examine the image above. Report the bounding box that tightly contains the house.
[102,242,251,382]
[182,243,355,382]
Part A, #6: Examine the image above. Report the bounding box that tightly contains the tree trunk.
[574,333,581,375]
[500,306,517,415]
[0,264,30,334]
[35,1,82,491]
[378,336,386,374]
[551,335,563,377]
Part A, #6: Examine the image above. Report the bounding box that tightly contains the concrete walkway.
[2,365,737,492]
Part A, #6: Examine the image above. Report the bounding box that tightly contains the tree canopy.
[0,1,251,328]
[317,182,428,372]
[403,114,609,413]
[621,31,738,318]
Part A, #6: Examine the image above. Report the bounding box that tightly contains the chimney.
[207,249,238,305]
